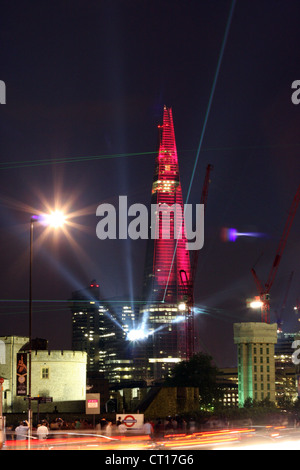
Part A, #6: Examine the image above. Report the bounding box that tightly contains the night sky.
[0,0,299,368]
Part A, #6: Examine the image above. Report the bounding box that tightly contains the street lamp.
[0,377,4,449]
[42,210,66,228]
[249,297,264,310]
[28,211,66,441]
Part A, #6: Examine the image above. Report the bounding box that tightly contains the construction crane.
[179,163,213,359]
[274,271,294,333]
[251,184,300,323]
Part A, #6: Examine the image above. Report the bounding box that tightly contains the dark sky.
[0,0,299,368]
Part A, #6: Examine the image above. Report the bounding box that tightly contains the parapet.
[233,322,278,344]
[32,350,87,363]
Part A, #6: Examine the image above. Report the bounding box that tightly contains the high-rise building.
[70,280,104,372]
[275,331,298,403]
[99,296,149,384]
[141,106,192,381]
[143,106,191,303]
[70,282,148,383]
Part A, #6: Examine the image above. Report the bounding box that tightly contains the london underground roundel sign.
[123,415,137,428]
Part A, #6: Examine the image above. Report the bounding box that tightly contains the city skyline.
[0,1,299,370]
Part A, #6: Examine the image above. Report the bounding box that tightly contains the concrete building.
[0,336,87,413]
[233,322,277,406]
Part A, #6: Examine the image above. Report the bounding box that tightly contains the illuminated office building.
[275,332,298,403]
[70,280,105,372]
[99,296,149,384]
[70,282,148,383]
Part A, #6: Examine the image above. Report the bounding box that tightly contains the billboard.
[0,340,5,365]
[16,353,27,396]
[86,393,101,414]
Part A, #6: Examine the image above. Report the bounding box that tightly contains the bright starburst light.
[42,210,66,228]
[127,328,150,342]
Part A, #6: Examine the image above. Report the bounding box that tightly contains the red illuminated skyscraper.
[143,106,191,304]
[142,106,193,379]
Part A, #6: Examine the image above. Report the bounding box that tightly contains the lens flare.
[221,227,265,242]
[42,210,66,228]
[178,302,186,312]
[127,328,149,342]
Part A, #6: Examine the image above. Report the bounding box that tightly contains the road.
[2,425,300,450]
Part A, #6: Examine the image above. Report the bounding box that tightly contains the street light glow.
[127,328,149,342]
[44,210,66,228]
[250,300,263,309]
[34,211,66,228]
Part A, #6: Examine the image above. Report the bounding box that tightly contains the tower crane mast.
[275,270,294,332]
[180,164,213,359]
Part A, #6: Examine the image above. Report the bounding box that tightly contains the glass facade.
[70,283,148,383]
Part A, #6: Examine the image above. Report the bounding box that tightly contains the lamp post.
[0,377,4,449]
[27,211,66,443]
[28,216,37,441]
